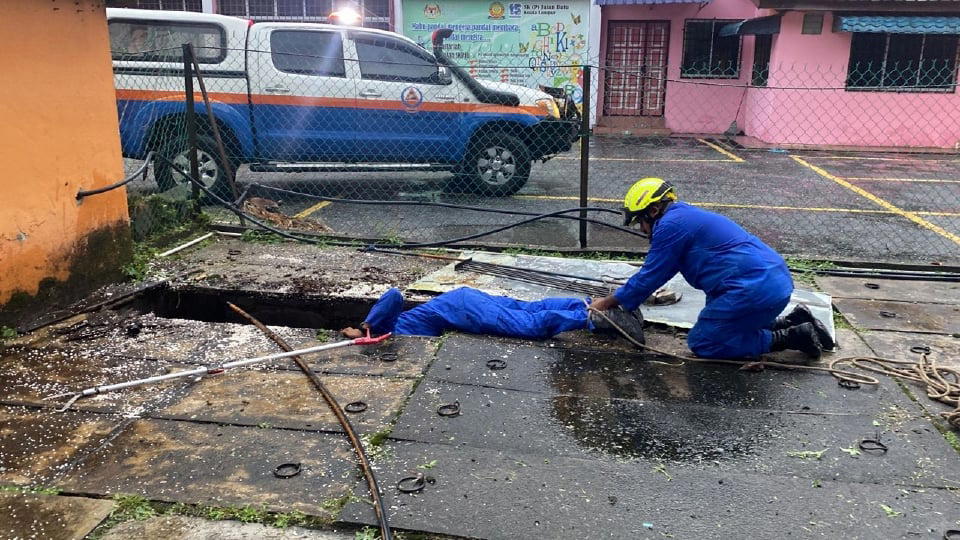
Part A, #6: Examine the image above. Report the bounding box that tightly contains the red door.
[603,21,670,117]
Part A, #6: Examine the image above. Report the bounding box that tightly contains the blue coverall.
[613,202,793,359]
[364,287,590,339]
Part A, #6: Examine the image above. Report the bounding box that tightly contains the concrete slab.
[153,370,413,434]
[302,335,439,379]
[391,381,958,487]
[341,441,960,540]
[0,405,124,486]
[58,419,359,516]
[0,346,187,415]
[100,515,355,539]
[815,276,960,305]
[860,330,960,369]
[430,335,911,414]
[0,492,113,540]
[829,328,876,359]
[834,298,960,334]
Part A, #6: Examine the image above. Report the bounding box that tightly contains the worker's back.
[658,202,791,309]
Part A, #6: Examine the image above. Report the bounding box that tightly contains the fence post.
[578,64,592,249]
[183,44,201,202]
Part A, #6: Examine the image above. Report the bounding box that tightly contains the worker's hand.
[341,327,364,339]
[590,295,620,312]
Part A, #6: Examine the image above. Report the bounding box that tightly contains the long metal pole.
[578,64,592,249]
[49,336,390,403]
[183,44,201,201]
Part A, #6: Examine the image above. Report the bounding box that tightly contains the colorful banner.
[401,0,589,102]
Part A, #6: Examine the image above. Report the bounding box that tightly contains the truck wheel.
[155,134,235,201]
[457,132,531,196]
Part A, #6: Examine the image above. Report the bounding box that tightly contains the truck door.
[248,25,359,161]
[347,31,462,163]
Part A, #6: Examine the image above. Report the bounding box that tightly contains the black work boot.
[590,307,645,346]
[772,304,835,350]
[770,322,823,361]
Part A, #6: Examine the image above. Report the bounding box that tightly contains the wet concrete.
[58,418,359,515]
[815,276,960,305]
[429,335,908,414]
[153,370,413,434]
[834,298,960,334]
[861,330,960,369]
[0,492,113,540]
[100,515,355,539]
[0,406,125,486]
[341,441,960,540]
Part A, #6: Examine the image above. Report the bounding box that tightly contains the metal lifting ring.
[838,379,861,390]
[486,359,507,370]
[379,352,398,363]
[879,311,897,318]
[863,283,880,289]
[910,345,931,355]
[943,530,960,540]
[858,439,889,454]
[437,401,461,417]
[344,401,368,413]
[397,473,426,493]
[273,462,302,478]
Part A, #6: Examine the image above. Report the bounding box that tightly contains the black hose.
[77,151,155,200]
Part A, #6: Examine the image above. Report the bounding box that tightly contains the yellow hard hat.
[622,178,677,226]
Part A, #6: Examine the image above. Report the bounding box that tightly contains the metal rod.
[227,303,394,540]
[48,336,390,405]
[183,44,201,202]
[579,64,592,249]
[158,232,214,257]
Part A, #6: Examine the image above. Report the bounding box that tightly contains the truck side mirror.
[435,65,453,85]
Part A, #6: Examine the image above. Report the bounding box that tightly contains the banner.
[401,0,589,102]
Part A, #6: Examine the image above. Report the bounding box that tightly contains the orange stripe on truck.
[115,89,547,116]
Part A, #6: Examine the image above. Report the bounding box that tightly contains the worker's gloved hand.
[341,327,364,339]
[589,295,620,312]
[644,288,682,306]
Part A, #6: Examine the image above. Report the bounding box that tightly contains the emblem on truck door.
[401,86,424,112]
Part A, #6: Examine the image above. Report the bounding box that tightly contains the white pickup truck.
[108,8,579,196]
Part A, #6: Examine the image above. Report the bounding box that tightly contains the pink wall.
[743,11,960,148]
[598,3,960,148]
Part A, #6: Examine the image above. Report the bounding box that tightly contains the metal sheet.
[0,493,114,540]
[409,251,834,341]
[814,276,960,305]
[834,298,960,334]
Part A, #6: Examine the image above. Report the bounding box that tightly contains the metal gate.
[603,21,670,117]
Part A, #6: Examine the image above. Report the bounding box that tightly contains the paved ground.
[127,136,960,263]
[2,240,959,538]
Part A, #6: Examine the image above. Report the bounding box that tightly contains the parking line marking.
[697,138,745,162]
[513,194,960,216]
[844,177,960,184]
[553,156,731,163]
[799,154,960,163]
[294,200,331,219]
[791,155,960,246]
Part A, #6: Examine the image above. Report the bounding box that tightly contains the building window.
[752,34,772,87]
[681,20,741,78]
[106,0,202,10]
[801,13,823,35]
[216,0,390,29]
[846,33,959,91]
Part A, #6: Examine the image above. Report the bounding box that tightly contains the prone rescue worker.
[590,178,834,361]
[342,287,645,345]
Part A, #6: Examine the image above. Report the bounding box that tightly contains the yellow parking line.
[294,200,331,219]
[791,155,960,246]
[553,156,731,163]
[696,138,745,162]
[800,154,960,163]
[513,194,960,216]
[845,177,960,184]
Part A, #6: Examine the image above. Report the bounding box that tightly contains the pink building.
[595,0,960,148]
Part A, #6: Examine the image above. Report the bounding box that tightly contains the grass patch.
[122,243,159,282]
[502,247,636,262]
[787,449,828,460]
[0,485,61,495]
[833,309,855,331]
[241,230,286,244]
[315,329,335,343]
[785,257,837,288]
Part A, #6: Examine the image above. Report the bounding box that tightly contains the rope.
[587,306,960,429]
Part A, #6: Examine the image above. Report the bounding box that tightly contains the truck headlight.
[535,98,560,119]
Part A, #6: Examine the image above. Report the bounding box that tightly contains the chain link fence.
[108,28,960,264]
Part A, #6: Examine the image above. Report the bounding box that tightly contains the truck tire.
[155,134,236,202]
[456,131,531,196]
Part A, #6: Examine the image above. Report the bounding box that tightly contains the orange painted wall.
[0,1,129,305]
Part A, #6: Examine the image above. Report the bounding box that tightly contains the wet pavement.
[1,242,959,538]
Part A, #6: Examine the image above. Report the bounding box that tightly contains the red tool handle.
[354,332,392,346]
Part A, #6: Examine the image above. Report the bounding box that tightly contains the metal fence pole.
[183,44,201,202]
[578,64,592,249]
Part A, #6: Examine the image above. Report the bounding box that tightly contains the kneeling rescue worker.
[590,178,834,361]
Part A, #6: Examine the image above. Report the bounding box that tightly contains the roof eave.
[753,0,959,11]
